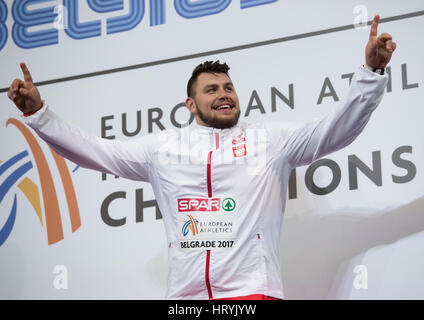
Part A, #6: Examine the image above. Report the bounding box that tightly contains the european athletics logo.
[182,215,199,237]
[0,118,81,246]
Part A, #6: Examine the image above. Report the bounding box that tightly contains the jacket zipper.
[205,132,220,300]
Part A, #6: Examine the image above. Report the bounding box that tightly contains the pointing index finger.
[20,62,33,83]
[369,14,380,39]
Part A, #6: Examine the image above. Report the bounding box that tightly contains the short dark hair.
[187,60,230,98]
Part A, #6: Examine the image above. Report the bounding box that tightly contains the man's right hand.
[7,63,43,115]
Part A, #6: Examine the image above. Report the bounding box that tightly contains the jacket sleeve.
[22,103,153,182]
[280,66,388,168]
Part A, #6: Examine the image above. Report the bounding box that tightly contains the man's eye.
[226,87,233,92]
[207,88,215,93]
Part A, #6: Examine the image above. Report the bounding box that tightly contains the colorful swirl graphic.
[0,118,81,246]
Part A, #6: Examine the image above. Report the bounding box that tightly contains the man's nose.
[217,87,230,99]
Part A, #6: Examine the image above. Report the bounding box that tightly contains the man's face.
[187,72,240,129]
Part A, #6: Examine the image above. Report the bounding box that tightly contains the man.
[7,15,395,300]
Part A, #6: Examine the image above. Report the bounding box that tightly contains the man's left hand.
[365,14,396,68]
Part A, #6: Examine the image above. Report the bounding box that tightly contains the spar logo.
[182,214,199,237]
[222,198,235,212]
[177,197,236,212]
[0,118,81,246]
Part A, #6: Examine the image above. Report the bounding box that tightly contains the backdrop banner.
[0,0,423,299]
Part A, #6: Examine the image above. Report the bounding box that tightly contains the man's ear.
[185,97,197,115]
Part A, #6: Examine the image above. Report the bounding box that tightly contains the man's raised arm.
[283,15,396,167]
[6,63,153,182]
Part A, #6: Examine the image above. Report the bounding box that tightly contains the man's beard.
[195,100,241,129]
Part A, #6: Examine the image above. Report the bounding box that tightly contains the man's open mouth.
[212,103,234,110]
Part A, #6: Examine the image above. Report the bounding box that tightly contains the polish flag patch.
[233,145,247,157]
[232,134,247,157]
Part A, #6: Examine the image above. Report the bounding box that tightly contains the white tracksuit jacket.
[23,66,388,299]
